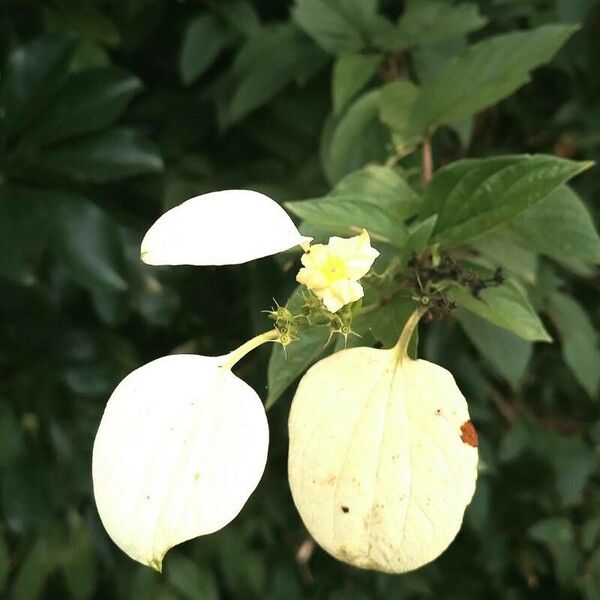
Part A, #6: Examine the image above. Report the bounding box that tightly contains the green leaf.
[0,534,8,592]
[35,127,163,182]
[224,24,328,125]
[287,164,417,243]
[332,54,380,114]
[0,186,53,285]
[165,554,219,600]
[447,281,551,342]
[359,294,416,350]
[215,1,262,37]
[456,309,532,388]
[396,0,488,48]
[13,537,58,600]
[529,517,574,545]
[180,14,235,86]
[547,292,600,397]
[552,434,595,507]
[0,34,75,139]
[409,25,577,132]
[266,325,332,409]
[0,403,23,468]
[325,88,388,183]
[506,185,600,267]
[27,68,143,145]
[63,519,97,600]
[421,155,592,247]
[292,0,385,54]
[52,196,128,293]
[378,80,422,151]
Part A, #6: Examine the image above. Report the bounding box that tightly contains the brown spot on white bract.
[460,420,478,447]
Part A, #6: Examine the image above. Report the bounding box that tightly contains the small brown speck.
[341,506,349,513]
[460,420,478,447]
[435,409,442,416]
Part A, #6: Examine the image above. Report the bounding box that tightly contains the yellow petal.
[288,347,478,573]
[92,354,269,570]
[141,190,311,266]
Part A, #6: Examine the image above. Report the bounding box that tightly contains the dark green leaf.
[52,195,128,292]
[266,325,332,409]
[410,25,577,132]
[456,309,532,388]
[180,15,235,86]
[0,34,75,139]
[0,534,7,592]
[26,68,143,145]
[63,519,97,600]
[13,537,58,600]
[547,292,600,397]
[378,80,422,151]
[359,294,416,349]
[215,1,262,36]
[447,281,551,342]
[35,127,163,182]
[165,554,219,600]
[421,155,592,247]
[396,0,487,48]
[332,54,380,114]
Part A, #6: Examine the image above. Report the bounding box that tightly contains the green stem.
[220,329,279,371]
[394,306,428,361]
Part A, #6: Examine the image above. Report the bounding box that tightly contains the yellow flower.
[296,230,379,312]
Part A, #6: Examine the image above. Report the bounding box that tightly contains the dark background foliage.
[0,1,599,598]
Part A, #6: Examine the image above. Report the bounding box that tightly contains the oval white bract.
[141,190,311,266]
[92,354,269,570]
[288,346,478,573]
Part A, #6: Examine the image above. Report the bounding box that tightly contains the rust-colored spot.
[460,420,478,447]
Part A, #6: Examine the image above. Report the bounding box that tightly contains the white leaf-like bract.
[141,190,311,266]
[92,354,269,570]
[288,346,478,573]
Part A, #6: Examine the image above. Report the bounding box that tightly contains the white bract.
[92,353,269,570]
[141,189,311,266]
[288,336,478,573]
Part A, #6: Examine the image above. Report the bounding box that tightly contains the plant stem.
[220,329,279,371]
[394,305,428,361]
[421,139,433,184]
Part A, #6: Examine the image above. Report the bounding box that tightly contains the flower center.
[322,256,348,281]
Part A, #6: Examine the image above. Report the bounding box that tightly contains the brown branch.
[421,139,433,184]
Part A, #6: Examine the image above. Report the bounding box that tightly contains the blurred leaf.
[0,186,52,285]
[379,80,422,151]
[410,25,576,131]
[325,88,388,182]
[332,54,380,114]
[180,14,235,86]
[0,403,23,468]
[529,517,574,544]
[292,0,388,54]
[63,518,97,600]
[456,309,532,388]
[35,127,163,182]
[13,536,58,600]
[548,292,600,396]
[421,155,592,247]
[52,196,127,292]
[165,554,219,600]
[402,215,438,260]
[552,434,595,507]
[224,24,328,125]
[27,68,143,145]
[267,325,331,409]
[396,0,488,48]
[585,549,600,600]
[506,185,600,267]
[0,34,75,139]
[215,1,262,36]
[0,534,8,592]
[448,281,551,342]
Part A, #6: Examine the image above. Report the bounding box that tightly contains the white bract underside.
[288,346,478,573]
[140,189,311,266]
[92,354,269,570]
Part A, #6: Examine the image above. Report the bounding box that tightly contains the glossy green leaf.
[409,25,576,132]
[266,325,332,409]
[447,281,551,342]
[180,14,234,85]
[292,0,388,54]
[456,309,532,388]
[0,34,75,139]
[396,0,487,48]
[325,89,388,183]
[52,196,128,292]
[378,80,422,151]
[224,24,328,125]
[332,54,380,114]
[548,292,600,397]
[0,186,53,285]
[35,127,163,182]
[506,186,600,267]
[421,155,592,247]
[27,68,143,145]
